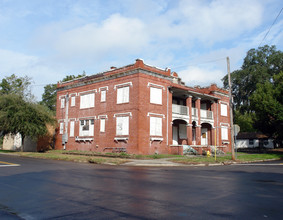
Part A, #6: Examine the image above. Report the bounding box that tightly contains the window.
[249,139,254,145]
[100,118,106,132]
[80,93,95,109]
[221,103,228,116]
[71,96,76,107]
[179,124,187,139]
[59,122,64,134]
[116,116,129,135]
[150,117,162,136]
[79,119,94,136]
[101,90,106,102]
[221,127,228,140]
[70,121,75,137]
[117,86,129,104]
[61,98,65,108]
[150,87,162,104]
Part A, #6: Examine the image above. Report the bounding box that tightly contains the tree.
[250,71,283,140]
[222,45,283,113]
[0,74,34,101]
[0,94,56,149]
[40,73,86,112]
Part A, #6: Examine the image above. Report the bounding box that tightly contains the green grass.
[0,149,16,153]
[170,152,283,164]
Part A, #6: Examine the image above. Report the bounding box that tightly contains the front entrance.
[201,128,208,145]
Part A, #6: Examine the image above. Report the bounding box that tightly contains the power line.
[172,57,226,70]
[258,7,283,47]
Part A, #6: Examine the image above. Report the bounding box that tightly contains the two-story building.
[55,59,231,155]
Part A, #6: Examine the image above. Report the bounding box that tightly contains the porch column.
[196,98,201,125]
[186,95,192,122]
[187,124,192,145]
[196,125,201,145]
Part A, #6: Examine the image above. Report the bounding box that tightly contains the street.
[0,154,283,219]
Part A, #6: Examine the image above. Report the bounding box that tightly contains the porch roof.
[170,86,220,101]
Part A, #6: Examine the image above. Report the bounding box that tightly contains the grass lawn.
[170,152,283,164]
[1,149,282,165]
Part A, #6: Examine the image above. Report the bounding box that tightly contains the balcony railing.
[172,105,213,120]
[200,109,213,120]
[172,104,189,115]
[192,107,198,117]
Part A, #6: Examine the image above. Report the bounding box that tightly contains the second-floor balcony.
[172,104,213,122]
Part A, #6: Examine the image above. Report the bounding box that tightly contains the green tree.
[222,45,283,113]
[234,110,256,132]
[0,94,56,149]
[0,74,34,101]
[250,72,283,140]
[40,73,86,112]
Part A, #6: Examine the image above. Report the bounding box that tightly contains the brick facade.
[55,59,232,155]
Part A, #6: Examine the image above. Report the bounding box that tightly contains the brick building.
[55,59,232,155]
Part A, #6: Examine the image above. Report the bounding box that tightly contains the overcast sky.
[0,0,282,101]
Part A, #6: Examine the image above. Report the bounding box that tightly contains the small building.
[55,59,232,155]
[236,132,274,149]
[3,133,37,152]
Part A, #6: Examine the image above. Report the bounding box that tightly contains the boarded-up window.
[101,90,106,102]
[179,124,187,139]
[116,116,129,135]
[61,98,65,108]
[117,86,129,104]
[80,93,95,109]
[150,87,162,104]
[100,118,106,132]
[221,127,228,140]
[79,119,94,136]
[221,103,228,116]
[59,122,64,134]
[150,117,162,136]
[70,121,75,137]
[71,96,76,107]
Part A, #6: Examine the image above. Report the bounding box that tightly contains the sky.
[0,0,282,101]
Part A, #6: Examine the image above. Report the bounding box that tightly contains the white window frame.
[71,96,76,107]
[150,116,162,136]
[100,90,106,102]
[116,116,129,136]
[150,87,162,105]
[70,121,75,137]
[221,126,228,140]
[61,98,65,109]
[100,118,106,133]
[80,93,95,109]
[221,103,228,116]
[117,86,129,104]
[79,119,94,136]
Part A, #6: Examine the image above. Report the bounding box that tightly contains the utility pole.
[63,93,69,150]
[227,57,235,160]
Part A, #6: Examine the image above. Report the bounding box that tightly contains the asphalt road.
[0,154,283,220]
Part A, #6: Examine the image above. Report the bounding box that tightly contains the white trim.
[220,122,230,127]
[59,95,66,99]
[78,116,96,120]
[69,93,77,97]
[147,112,165,118]
[114,112,132,117]
[98,115,108,119]
[68,118,76,121]
[147,82,165,90]
[99,86,109,92]
[58,119,64,122]
[78,89,97,96]
[75,137,94,142]
[114,82,132,90]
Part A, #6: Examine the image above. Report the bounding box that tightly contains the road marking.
[0,161,20,167]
